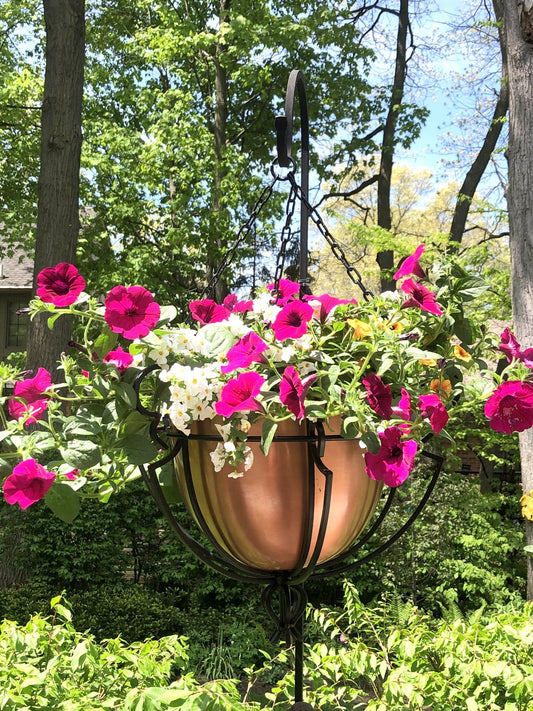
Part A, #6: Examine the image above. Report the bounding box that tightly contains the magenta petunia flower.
[304,293,357,323]
[363,374,393,419]
[3,459,56,509]
[271,300,314,340]
[223,293,253,314]
[499,328,533,369]
[267,278,300,305]
[36,263,86,307]
[364,426,418,487]
[215,371,266,417]
[221,332,269,374]
[104,285,161,340]
[393,244,426,281]
[189,299,230,325]
[400,278,443,316]
[392,387,412,420]
[485,380,533,434]
[8,367,52,424]
[499,327,522,362]
[418,393,449,434]
[279,366,317,419]
[103,346,134,374]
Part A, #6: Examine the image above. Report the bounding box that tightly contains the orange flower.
[347,318,372,339]
[454,345,472,361]
[430,378,452,396]
[419,358,437,367]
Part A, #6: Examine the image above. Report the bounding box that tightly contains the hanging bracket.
[275,70,310,294]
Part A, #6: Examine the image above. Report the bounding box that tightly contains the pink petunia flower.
[189,299,230,325]
[392,387,412,420]
[279,366,317,419]
[304,293,357,323]
[393,245,426,281]
[104,285,160,340]
[223,293,253,314]
[3,459,56,509]
[271,300,314,340]
[267,278,300,305]
[215,371,266,417]
[418,393,449,434]
[221,332,269,374]
[364,426,418,487]
[103,346,134,375]
[8,367,52,424]
[400,278,443,316]
[485,380,533,434]
[499,327,522,361]
[363,374,393,419]
[36,263,86,307]
[499,328,533,369]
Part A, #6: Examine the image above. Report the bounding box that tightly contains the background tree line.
[2,0,533,596]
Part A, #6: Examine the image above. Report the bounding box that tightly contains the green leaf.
[115,381,138,409]
[118,435,158,465]
[260,420,278,456]
[59,440,102,469]
[199,324,235,355]
[93,327,119,359]
[361,429,381,454]
[455,276,490,302]
[483,660,507,678]
[157,304,178,325]
[121,410,151,436]
[47,312,63,330]
[45,483,81,523]
[524,545,533,556]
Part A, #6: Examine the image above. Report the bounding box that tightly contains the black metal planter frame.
[135,70,443,711]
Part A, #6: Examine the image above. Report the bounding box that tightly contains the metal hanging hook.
[275,70,310,294]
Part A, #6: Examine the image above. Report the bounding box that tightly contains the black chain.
[288,173,374,302]
[272,178,298,299]
[200,170,280,300]
[201,162,373,303]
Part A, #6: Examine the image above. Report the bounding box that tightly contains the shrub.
[0,595,250,710]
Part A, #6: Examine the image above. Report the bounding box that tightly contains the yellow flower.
[347,318,372,339]
[454,345,472,362]
[430,378,452,397]
[521,491,533,521]
[419,358,437,367]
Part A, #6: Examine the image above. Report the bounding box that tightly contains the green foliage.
[285,583,533,710]
[307,468,526,615]
[0,595,250,710]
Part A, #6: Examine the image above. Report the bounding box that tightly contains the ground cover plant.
[2,588,533,710]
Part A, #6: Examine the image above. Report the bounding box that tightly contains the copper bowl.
[174,418,383,571]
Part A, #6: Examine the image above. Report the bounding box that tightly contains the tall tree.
[25,0,85,378]
[501,0,533,600]
[78,0,381,308]
[448,0,509,244]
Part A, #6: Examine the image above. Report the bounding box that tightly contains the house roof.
[0,250,33,290]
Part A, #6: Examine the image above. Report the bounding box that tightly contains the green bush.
[266,582,533,710]
[0,596,249,710]
[308,469,526,615]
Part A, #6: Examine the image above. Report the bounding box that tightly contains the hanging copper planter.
[174,418,383,571]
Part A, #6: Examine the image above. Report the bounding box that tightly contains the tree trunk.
[502,0,533,599]
[376,0,409,292]
[25,0,85,380]
[449,0,509,244]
